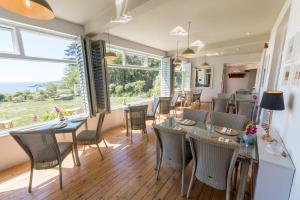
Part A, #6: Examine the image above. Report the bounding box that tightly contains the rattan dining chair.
[153,124,192,196]
[10,129,75,192]
[211,98,229,113]
[129,105,148,144]
[158,97,171,119]
[187,132,240,200]
[217,93,232,99]
[146,97,159,124]
[182,108,208,124]
[235,94,252,101]
[170,93,180,117]
[76,110,106,160]
[211,112,248,131]
[236,100,256,122]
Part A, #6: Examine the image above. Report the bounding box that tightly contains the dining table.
[157,118,258,200]
[34,116,88,166]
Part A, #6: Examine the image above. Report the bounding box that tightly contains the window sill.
[110,98,152,111]
[0,114,86,137]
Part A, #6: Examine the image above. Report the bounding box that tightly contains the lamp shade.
[0,0,54,20]
[104,51,117,61]
[182,48,195,58]
[260,91,285,111]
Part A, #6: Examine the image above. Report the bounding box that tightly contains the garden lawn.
[0,96,149,129]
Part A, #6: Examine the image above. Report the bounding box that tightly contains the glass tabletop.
[159,118,258,161]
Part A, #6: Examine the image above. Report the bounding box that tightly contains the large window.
[0,23,84,131]
[107,46,161,108]
[174,67,183,90]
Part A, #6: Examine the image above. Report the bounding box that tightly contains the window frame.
[0,21,85,136]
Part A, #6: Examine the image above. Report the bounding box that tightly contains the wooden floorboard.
[0,105,250,200]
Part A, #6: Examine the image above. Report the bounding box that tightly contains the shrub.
[109,83,116,94]
[115,85,124,95]
[131,81,145,94]
[0,93,5,102]
[124,83,133,92]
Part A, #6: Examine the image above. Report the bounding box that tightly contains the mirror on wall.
[194,66,213,88]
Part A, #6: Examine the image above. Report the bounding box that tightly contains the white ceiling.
[47,0,285,53]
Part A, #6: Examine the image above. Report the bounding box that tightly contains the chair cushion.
[58,142,73,155]
[76,130,97,141]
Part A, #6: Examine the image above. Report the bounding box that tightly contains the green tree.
[62,65,79,92]
[46,83,58,97]
[0,93,5,102]
[115,85,124,96]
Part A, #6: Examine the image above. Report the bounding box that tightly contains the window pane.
[108,67,160,108]
[148,57,161,68]
[0,59,84,129]
[107,49,123,65]
[21,29,76,60]
[174,71,183,89]
[125,53,146,66]
[0,27,15,53]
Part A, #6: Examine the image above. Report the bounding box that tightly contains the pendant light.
[182,21,195,58]
[0,0,54,20]
[202,55,209,67]
[173,40,182,68]
[104,30,117,61]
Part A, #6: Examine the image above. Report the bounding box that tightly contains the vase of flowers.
[243,123,257,146]
[54,106,65,121]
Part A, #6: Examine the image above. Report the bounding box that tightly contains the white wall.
[191,53,261,101]
[267,0,300,199]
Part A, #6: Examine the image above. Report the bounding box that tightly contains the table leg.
[237,160,250,200]
[125,112,129,136]
[72,131,81,166]
[85,120,88,130]
[155,139,159,170]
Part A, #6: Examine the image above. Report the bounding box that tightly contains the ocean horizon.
[0,82,47,94]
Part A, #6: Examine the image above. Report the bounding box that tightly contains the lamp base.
[262,133,272,142]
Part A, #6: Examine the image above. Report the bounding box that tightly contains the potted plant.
[243,123,257,146]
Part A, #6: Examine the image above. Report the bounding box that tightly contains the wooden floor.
[0,105,250,200]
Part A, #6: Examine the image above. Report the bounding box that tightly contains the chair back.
[171,93,179,107]
[212,98,229,113]
[153,125,186,170]
[151,97,160,113]
[96,110,106,141]
[188,132,240,190]
[129,105,148,130]
[10,129,60,169]
[159,97,171,115]
[236,100,255,121]
[211,112,248,131]
[193,89,202,102]
[235,94,252,101]
[183,108,208,123]
[236,89,251,95]
[185,91,193,103]
[217,93,231,99]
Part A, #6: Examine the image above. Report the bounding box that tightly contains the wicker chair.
[182,108,208,124]
[235,94,252,101]
[10,129,74,192]
[236,100,256,122]
[217,93,232,99]
[76,110,106,160]
[184,91,193,107]
[129,105,148,144]
[158,97,171,119]
[153,124,192,196]
[211,98,229,113]
[170,93,180,116]
[236,89,251,95]
[146,97,159,123]
[211,112,248,131]
[193,89,202,102]
[186,132,240,200]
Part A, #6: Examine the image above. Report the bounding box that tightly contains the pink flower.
[32,114,38,122]
[253,95,257,100]
[54,106,61,113]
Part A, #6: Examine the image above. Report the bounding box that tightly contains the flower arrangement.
[245,123,257,136]
[32,114,38,122]
[54,106,65,121]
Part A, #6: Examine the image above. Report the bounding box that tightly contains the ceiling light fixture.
[201,56,210,67]
[191,40,205,48]
[169,26,188,36]
[104,30,117,61]
[173,40,182,69]
[0,0,54,20]
[182,21,195,58]
[206,52,219,57]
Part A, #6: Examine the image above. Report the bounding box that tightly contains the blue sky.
[0,29,75,83]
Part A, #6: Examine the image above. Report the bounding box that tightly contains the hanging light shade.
[104,30,117,61]
[201,56,209,67]
[0,0,54,20]
[182,21,195,58]
[173,40,182,68]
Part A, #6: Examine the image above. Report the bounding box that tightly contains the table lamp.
[260,91,285,141]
